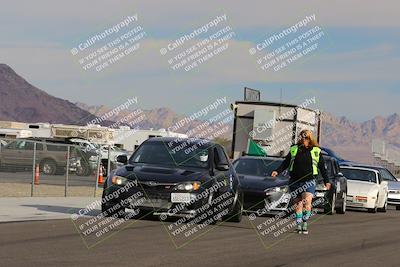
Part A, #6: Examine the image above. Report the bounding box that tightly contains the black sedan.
[101,137,243,223]
[233,156,291,215]
[314,155,347,215]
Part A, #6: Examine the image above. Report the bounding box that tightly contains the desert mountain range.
[1,63,399,163]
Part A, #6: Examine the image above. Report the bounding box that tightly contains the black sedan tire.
[336,192,346,214]
[224,193,243,223]
[324,191,336,215]
[101,188,125,218]
[101,201,125,218]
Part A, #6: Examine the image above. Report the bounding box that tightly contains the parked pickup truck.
[0,139,72,175]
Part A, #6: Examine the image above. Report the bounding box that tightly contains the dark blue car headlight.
[264,186,289,195]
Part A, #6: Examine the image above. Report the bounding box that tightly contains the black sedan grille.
[137,183,175,200]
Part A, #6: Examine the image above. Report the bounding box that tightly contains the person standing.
[271,129,330,234]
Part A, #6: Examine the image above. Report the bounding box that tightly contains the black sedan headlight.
[112,176,129,186]
[174,181,201,191]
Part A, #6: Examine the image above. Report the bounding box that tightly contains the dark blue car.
[233,155,347,216]
[233,156,291,215]
[321,147,353,165]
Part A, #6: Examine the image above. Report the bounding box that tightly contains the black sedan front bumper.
[103,182,217,218]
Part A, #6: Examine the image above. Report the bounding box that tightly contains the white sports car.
[340,166,388,213]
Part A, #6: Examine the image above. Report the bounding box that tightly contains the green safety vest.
[289,145,321,175]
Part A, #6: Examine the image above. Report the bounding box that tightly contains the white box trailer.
[231,101,321,159]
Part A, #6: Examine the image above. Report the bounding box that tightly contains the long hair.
[297,129,319,147]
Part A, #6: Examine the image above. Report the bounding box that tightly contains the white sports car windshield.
[341,168,377,183]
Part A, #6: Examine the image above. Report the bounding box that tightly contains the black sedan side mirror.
[116,155,128,165]
[216,163,229,171]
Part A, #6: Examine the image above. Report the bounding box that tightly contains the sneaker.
[294,224,302,234]
[302,222,309,235]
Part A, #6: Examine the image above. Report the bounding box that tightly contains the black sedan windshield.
[130,141,209,168]
[234,158,284,177]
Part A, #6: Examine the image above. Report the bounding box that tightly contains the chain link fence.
[0,138,125,197]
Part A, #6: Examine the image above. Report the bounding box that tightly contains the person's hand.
[325,183,332,190]
[271,171,278,178]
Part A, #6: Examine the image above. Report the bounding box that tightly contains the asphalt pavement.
[0,204,399,267]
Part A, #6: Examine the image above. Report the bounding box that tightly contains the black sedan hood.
[114,164,208,183]
[239,174,288,191]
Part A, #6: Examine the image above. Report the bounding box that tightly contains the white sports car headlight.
[389,189,400,194]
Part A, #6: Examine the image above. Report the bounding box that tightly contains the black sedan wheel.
[336,192,346,214]
[101,201,125,218]
[224,193,243,223]
[324,191,336,215]
[101,188,125,218]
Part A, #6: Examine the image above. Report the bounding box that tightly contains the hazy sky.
[0,0,399,122]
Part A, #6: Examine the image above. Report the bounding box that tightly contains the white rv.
[114,127,188,152]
